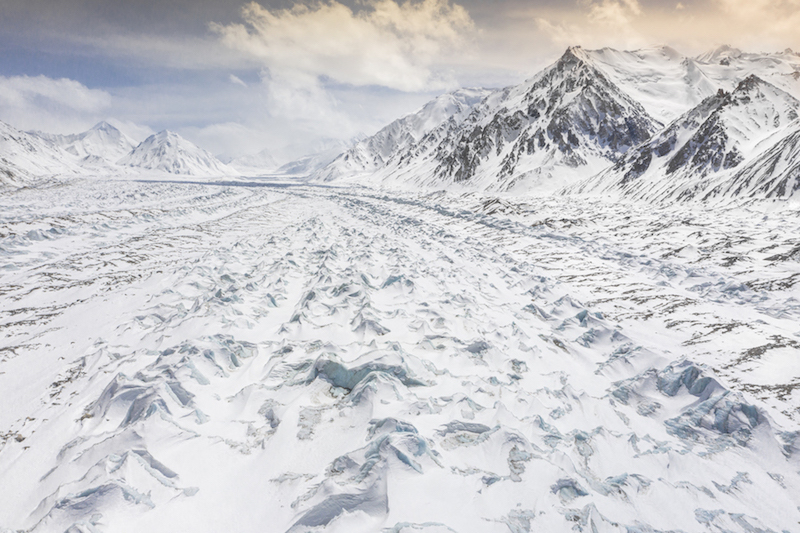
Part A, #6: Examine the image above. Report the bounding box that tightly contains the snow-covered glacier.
[2,44,800,533]
[1,175,800,533]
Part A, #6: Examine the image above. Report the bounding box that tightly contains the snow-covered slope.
[704,120,800,201]
[2,179,800,532]
[578,46,720,124]
[579,45,800,125]
[278,142,357,176]
[119,130,237,177]
[0,120,82,186]
[695,45,800,99]
[227,148,279,174]
[316,88,493,182]
[572,76,800,203]
[31,122,136,168]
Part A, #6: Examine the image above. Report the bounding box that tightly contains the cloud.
[211,0,475,92]
[710,0,800,46]
[585,0,642,26]
[0,75,112,133]
[229,74,248,87]
[532,0,646,51]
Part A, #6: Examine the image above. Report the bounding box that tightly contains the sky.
[1,0,799,161]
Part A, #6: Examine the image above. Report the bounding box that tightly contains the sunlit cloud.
[211,0,475,92]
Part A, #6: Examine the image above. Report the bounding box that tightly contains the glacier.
[2,45,800,533]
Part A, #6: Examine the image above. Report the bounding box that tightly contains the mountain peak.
[91,121,119,133]
[558,45,591,67]
[697,44,743,63]
[120,129,236,176]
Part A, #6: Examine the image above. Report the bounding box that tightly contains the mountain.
[228,148,279,174]
[275,149,340,176]
[316,88,494,182]
[314,45,800,198]
[703,120,800,201]
[578,45,800,125]
[31,122,136,167]
[422,47,659,191]
[0,120,82,186]
[572,75,800,203]
[118,130,237,177]
[318,47,660,193]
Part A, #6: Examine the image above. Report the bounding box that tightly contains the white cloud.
[584,0,642,28]
[229,74,248,87]
[710,0,800,46]
[211,0,475,92]
[0,75,113,133]
[105,118,155,144]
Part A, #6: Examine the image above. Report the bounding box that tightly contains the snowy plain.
[1,173,800,532]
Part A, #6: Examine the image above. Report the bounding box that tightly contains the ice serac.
[573,75,800,202]
[315,88,494,182]
[118,130,237,177]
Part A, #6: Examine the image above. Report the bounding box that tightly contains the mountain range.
[3,45,800,204]
[313,45,800,203]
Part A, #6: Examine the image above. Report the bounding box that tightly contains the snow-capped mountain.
[31,122,136,167]
[319,47,660,193]
[0,120,82,186]
[119,130,237,177]
[703,120,800,201]
[316,88,494,182]
[572,75,800,202]
[574,45,800,125]
[424,46,659,191]
[314,45,800,202]
[227,148,279,174]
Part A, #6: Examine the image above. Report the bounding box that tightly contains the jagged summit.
[119,130,237,177]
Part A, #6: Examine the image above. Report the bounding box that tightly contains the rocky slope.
[572,76,800,203]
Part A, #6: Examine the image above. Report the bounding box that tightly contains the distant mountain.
[0,120,82,186]
[31,122,136,167]
[228,148,279,174]
[573,45,800,125]
[118,130,237,177]
[572,75,800,202]
[316,88,493,182]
